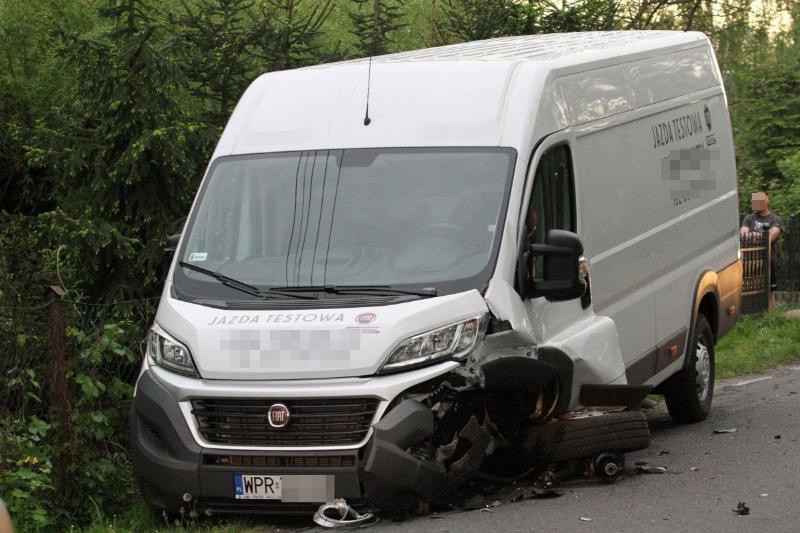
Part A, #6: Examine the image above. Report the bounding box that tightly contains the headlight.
[146,325,198,377]
[380,315,487,373]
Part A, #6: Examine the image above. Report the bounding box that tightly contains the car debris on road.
[634,463,668,474]
[311,406,652,527]
[732,502,750,516]
[312,499,378,528]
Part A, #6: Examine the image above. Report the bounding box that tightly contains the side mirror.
[518,229,585,301]
[164,233,181,264]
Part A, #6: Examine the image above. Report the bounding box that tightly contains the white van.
[131,31,742,516]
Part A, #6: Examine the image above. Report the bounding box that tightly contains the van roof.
[213,31,717,158]
[314,31,705,66]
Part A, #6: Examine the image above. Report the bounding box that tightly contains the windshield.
[174,147,515,303]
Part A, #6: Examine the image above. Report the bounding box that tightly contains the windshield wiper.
[178,262,317,300]
[269,284,438,297]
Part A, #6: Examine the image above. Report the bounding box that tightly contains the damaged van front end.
[130,288,573,516]
[359,352,567,514]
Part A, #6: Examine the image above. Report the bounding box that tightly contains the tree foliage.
[349,0,407,56]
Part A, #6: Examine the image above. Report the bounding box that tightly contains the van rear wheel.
[663,314,714,423]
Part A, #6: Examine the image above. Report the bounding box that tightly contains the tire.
[523,410,650,465]
[663,314,715,423]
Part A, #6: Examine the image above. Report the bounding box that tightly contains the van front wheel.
[663,314,714,423]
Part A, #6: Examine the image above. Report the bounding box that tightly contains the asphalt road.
[362,363,800,533]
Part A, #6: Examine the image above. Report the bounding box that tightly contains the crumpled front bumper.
[131,356,568,515]
[131,360,467,514]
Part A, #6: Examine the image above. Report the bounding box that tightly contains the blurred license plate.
[234,474,281,500]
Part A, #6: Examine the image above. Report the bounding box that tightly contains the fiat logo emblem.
[267,403,290,428]
[356,312,376,324]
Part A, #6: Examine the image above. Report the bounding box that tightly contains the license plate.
[234,474,282,500]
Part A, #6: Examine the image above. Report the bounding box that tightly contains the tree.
[177,0,260,126]
[440,0,525,41]
[257,0,335,70]
[0,0,93,214]
[28,0,215,299]
[539,0,621,33]
[349,0,407,56]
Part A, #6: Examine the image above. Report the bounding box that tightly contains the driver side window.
[525,144,576,244]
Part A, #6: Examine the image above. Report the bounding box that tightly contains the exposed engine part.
[312,499,377,528]
[532,384,560,422]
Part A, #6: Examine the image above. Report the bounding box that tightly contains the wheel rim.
[695,340,711,402]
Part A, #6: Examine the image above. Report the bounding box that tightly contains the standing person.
[740,191,783,310]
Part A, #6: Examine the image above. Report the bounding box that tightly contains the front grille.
[204,454,356,468]
[192,398,379,446]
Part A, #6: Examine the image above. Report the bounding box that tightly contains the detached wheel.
[663,314,714,423]
[593,451,625,483]
[523,410,650,466]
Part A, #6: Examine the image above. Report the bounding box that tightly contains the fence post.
[789,216,799,292]
[48,285,71,504]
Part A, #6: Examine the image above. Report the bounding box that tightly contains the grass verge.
[715,306,800,379]
[77,500,282,533]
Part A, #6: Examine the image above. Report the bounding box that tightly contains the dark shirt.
[742,212,782,257]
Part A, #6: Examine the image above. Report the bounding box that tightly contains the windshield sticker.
[188,252,208,262]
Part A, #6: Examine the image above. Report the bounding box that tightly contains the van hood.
[154,290,489,380]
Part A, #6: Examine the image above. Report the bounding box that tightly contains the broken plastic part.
[361,400,492,515]
[732,501,750,516]
[634,464,667,474]
[312,499,378,528]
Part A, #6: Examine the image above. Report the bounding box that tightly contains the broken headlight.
[380,315,487,373]
[146,324,198,377]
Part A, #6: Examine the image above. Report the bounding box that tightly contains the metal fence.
[740,231,771,314]
[740,214,800,314]
[775,215,800,294]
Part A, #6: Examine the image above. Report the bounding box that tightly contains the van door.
[569,123,657,383]
[521,139,583,340]
[521,133,656,385]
